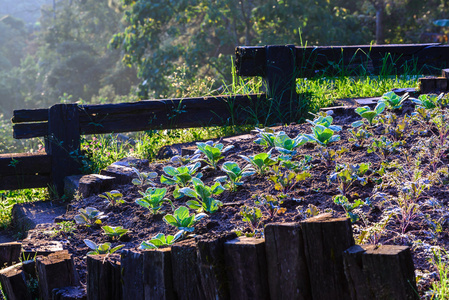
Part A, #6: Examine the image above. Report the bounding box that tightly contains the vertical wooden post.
[265,222,312,300]
[224,236,270,300]
[48,104,81,196]
[86,254,121,300]
[264,45,297,123]
[121,250,144,300]
[143,248,175,300]
[0,263,32,300]
[343,244,419,300]
[301,214,354,300]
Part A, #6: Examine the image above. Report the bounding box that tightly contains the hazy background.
[0,0,448,119]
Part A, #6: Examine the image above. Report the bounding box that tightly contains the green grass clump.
[0,189,48,229]
[429,248,449,299]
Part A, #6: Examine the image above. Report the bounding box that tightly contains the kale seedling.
[379,91,409,110]
[239,205,262,232]
[139,232,183,249]
[215,161,255,191]
[170,153,201,166]
[83,239,124,255]
[195,140,234,170]
[367,136,404,161]
[352,101,386,127]
[163,206,207,232]
[132,167,158,188]
[180,178,225,214]
[101,225,129,241]
[160,162,202,198]
[304,124,340,146]
[99,190,124,206]
[74,207,107,226]
[306,112,342,132]
[410,93,444,109]
[348,127,372,147]
[240,150,277,176]
[135,187,174,214]
[328,163,370,197]
[254,128,307,158]
[253,194,286,218]
[269,165,311,197]
[333,195,366,223]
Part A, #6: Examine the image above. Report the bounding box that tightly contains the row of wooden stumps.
[0,214,419,300]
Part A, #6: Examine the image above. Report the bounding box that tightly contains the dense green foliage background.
[0,0,448,117]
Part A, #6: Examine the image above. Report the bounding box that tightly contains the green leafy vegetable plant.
[367,136,404,161]
[328,163,370,197]
[170,154,201,166]
[99,190,124,206]
[379,91,409,110]
[411,93,445,109]
[240,151,277,176]
[333,195,366,223]
[304,124,340,146]
[163,206,207,232]
[195,140,234,170]
[101,225,129,240]
[215,161,255,191]
[180,178,225,214]
[160,162,202,198]
[269,165,311,197]
[83,239,124,255]
[135,187,173,214]
[139,232,183,249]
[132,167,158,188]
[254,128,307,157]
[74,207,107,226]
[253,194,286,218]
[348,127,372,147]
[352,101,386,127]
[239,205,262,232]
[279,155,312,173]
[306,112,342,132]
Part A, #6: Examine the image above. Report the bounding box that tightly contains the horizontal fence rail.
[236,43,449,77]
[12,94,265,139]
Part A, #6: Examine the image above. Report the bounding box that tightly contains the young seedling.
[410,93,445,109]
[215,161,255,191]
[163,205,207,232]
[352,101,386,127]
[304,124,340,146]
[239,205,262,232]
[170,154,201,166]
[379,91,409,110]
[328,163,370,197]
[132,167,158,188]
[348,127,372,147]
[240,150,277,176]
[367,136,404,161]
[278,155,312,172]
[135,187,173,214]
[139,231,183,249]
[83,239,124,255]
[254,128,308,157]
[306,112,342,132]
[160,162,202,198]
[99,190,124,206]
[269,165,311,197]
[101,225,129,240]
[74,207,107,226]
[253,194,286,218]
[333,195,366,223]
[180,178,225,214]
[195,140,234,170]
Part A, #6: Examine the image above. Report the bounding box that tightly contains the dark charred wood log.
[86,254,122,300]
[265,222,312,300]
[224,236,269,300]
[301,213,354,300]
[0,262,32,300]
[142,248,175,300]
[35,251,80,300]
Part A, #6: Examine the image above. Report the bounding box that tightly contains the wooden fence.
[0,215,419,300]
[3,43,449,195]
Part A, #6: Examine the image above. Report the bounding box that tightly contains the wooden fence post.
[143,248,175,300]
[86,254,121,300]
[224,236,270,300]
[264,45,297,123]
[343,244,419,300]
[48,103,81,196]
[264,222,312,300]
[121,250,144,300]
[301,213,354,300]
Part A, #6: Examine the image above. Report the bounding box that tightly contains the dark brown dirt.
[21,100,449,297]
